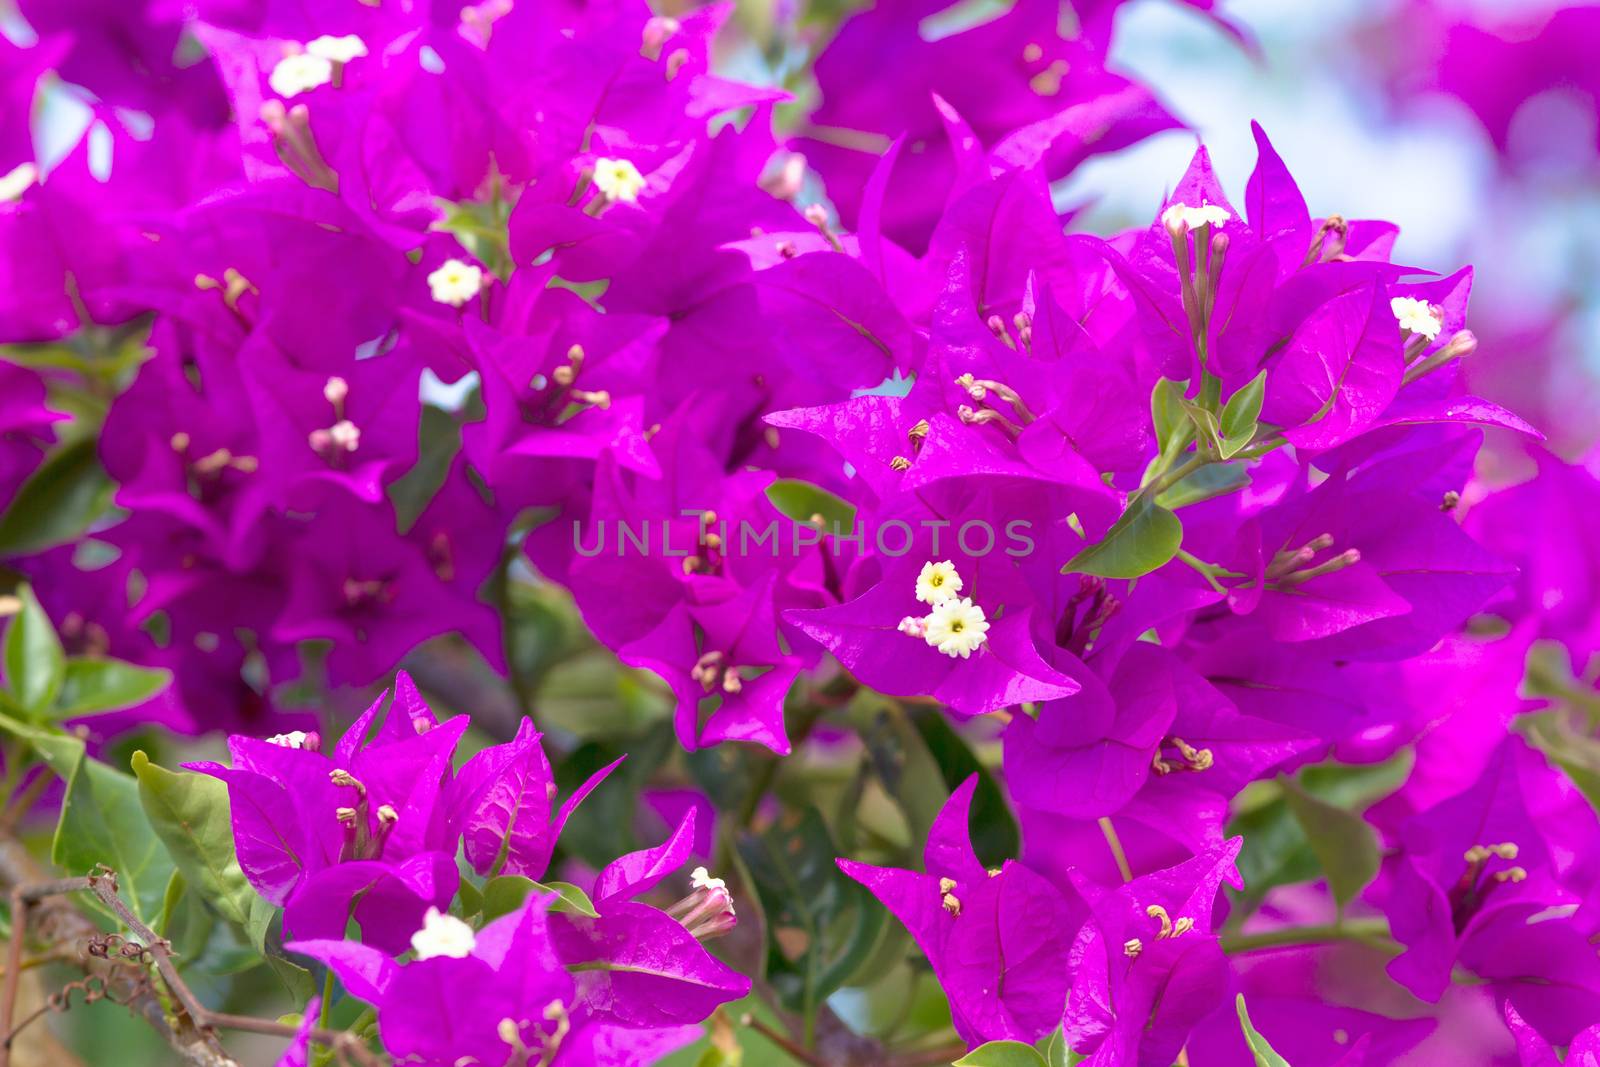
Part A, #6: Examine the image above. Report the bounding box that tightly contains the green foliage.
[3,584,63,714]
[765,479,857,536]
[0,436,114,556]
[1237,995,1293,1066]
[131,751,254,926]
[1218,371,1267,459]
[1066,494,1183,579]
[1,583,170,722]
[481,875,600,920]
[737,806,886,1019]
[953,1040,1048,1067]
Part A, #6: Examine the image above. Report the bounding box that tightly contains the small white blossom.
[923,597,989,659]
[306,34,368,64]
[268,52,333,98]
[1160,201,1230,232]
[328,419,360,452]
[265,730,310,748]
[690,866,726,892]
[593,158,647,203]
[410,907,475,960]
[427,258,483,307]
[897,615,927,639]
[1390,296,1442,340]
[915,559,963,605]
[0,162,37,202]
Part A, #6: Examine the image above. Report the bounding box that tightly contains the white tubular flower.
[410,907,475,960]
[915,559,964,605]
[268,52,334,98]
[427,258,484,307]
[1390,296,1442,340]
[593,158,647,203]
[0,162,37,202]
[923,597,990,659]
[1160,201,1230,232]
[306,34,368,63]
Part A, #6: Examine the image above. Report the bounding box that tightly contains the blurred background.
[1071,0,1600,464]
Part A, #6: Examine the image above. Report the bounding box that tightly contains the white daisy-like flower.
[915,559,964,605]
[923,597,990,659]
[268,52,334,98]
[1160,201,1230,232]
[592,157,647,203]
[410,907,475,960]
[306,34,368,64]
[427,258,484,307]
[1390,296,1442,341]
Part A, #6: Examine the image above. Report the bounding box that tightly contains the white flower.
[410,907,475,960]
[1390,296,1442,340]
[593,157,647,203]
[427,258,483,307]
[690,866,726,892]
[1160,201,1230,232]
[897,615,927,639]
[923,597,989,659]
[0,162,37,202]
[306,34,368,64]
[268,52,334,98]
[328,419,360,452]
[915,559,963,605]
[265,730,309,749]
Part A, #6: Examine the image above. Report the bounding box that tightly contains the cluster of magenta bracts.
[3,1,1600,1066]
[195,672,743,1067]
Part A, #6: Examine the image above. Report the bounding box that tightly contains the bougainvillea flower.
[549,809,751,1029]
[1064,840,1241,1065]
[289,894,575,1067]
[1372,738,1600,1041]
[840,776,1084,1046]
[453,718,623,880]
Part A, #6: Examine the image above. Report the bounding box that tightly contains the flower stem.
[1220,917,1395,954]
[1098,816,1133,883]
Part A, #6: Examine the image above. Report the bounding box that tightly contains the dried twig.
[77,869,384,1067]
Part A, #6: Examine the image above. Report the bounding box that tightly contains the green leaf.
[764,479,856,537]
[482,875,538,921]
[849,691,948,850]
[1218,371,1267,459]
[1150,378,1191,453]
[50,658,170,719]
[457,877,484,919]
[953,1040,1048,1067]
[0,436,113,556]
[535,880,600,918]
[388,404,463,534]
[130,751,253,926]
[483,875,600,920]
[1280,777,1380,910]
[908,705,1018,865]
[1065,495,1182,579]
[3,584,64,715]
[1237,994,1293,1066]
[737,807,885,1016]
[1156,463,1251,510]
[1037,1030,1076,1067]
[1181,398,1223,455]
[246,895,315,1001]
[0,715,171,926]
